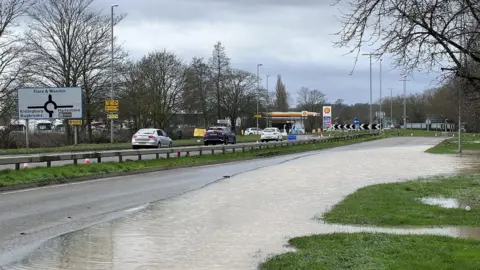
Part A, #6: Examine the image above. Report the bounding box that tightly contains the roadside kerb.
[0,133,377,170]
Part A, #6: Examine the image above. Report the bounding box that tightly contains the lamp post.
[362,53,381,133]
[266,74,270,127]
[379,58,383,130]
[389,88,394,127]
[256,63,262,129]
[110,4,118,143]
[399,76,409,129]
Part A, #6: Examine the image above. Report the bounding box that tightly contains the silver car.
[131,128,173,149]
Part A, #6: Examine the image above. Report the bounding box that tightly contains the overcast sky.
[98,0,443,105]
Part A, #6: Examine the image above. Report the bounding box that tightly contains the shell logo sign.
[323,106,332,117]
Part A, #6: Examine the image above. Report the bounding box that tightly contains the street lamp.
[110,4,118,143]
[361,53,381,133]
[266,74,270,127]
[379,58,383,131]
[399,75,409,129]
[389,87,394,127]
[256,63,262,129]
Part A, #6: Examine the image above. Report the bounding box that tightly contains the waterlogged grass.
[426,134,480,154]
[322,174,480,227]
[0,135,378,187]
[259,233,480,270]
[0,135,262,155]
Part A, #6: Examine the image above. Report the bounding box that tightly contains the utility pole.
[399,76,409,129]
[379,58,383,131]
[110,4,118,143]
[266,74,270,127]
[389,88,394,127]
[362,53,381,133]
[256,64,262,129]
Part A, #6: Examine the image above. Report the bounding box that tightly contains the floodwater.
[421,197,464,209]
[4,139,480,270]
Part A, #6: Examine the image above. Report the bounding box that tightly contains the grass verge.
[426,134,480,154]
[0,135,379,188]
[0,135,262,155]
[322,174,480,226]
[259,232,480,270]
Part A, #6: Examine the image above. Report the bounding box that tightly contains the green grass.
[0,135,379,188]
[426,134,480,154]
[0,135,262,155]
[259,232,480,270]
[322,174,480,226]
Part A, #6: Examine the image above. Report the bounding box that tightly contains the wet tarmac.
[3,137,480,270]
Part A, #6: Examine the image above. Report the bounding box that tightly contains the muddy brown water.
[4,138,480,270]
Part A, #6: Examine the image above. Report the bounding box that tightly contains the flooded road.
[3,137,480,269]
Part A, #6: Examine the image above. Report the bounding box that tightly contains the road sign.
[68,120,82,125]
[253,114,261,118]
[17,87,83,119]
[360,124,380,130]
[354,118,360,125]
[301,111,308,117]
[323,106,332,117]
[217,119,229,124]
[107,114,118,119]
[105,105,119,112]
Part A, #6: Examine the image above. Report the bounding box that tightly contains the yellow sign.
[253,114,262,118]
[324,107,331,114]
[105,105,119,112]
[301,111,308,117]
[193,128,206,137]
[107,114,118,119]
[105,99,119,106]
[68,120,82,125]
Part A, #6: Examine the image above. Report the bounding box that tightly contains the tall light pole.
[256,63,262,129]
[389,88,394,127]
[362,53,381,133]
[266,74,270,127]
[110,4,118,143]
[379,58,383,130]
[399,76,409,129]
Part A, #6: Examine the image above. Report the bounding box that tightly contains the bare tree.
[24,0,126,142]
[184,57,213,127]
[274,75,289,111]
[209,41,230,120]
[334,0,480,87]
[131,50,186,129]
[297,87,326,112]
[0,0,31,123]
[221,69,257,130]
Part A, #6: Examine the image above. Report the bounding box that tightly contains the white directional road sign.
[17,87,83,119]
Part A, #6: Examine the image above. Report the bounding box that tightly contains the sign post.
[105,99,119,142]
[322,106,332,131]
[68,120,82,145]
[354,117,360,130]
[17,87,83,148]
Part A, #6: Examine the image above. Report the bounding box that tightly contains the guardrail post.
[186,151,190,156]
[137,154,141,160]
[155,153,159,159]
[73,159,77,165]
[166,152,170,158]
[119,156,123,162]
[199,149,202,156]
[15,163,19,170]
[97,157,101,163]
[211,149,214,155]
[242,146,245,152]
[47,161,51,168]
[232,147,235,153]
[222,147,226,154]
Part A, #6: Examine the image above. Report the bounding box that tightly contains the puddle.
[421,197,464,208]
[4,138,480,270]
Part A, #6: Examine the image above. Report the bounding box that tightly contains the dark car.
[203,126,236,145]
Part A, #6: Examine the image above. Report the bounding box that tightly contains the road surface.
[1,137,472,269]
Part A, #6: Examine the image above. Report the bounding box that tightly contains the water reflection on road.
[4,138,480,270]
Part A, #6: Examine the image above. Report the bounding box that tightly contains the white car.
[244,127,263,135]
[131,128,173,149]
[261,127,283,142]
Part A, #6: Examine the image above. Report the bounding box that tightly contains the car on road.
[204,126,236,145]
[131,128,173,149]
[244,127,263,135]
[261,127,283,142]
